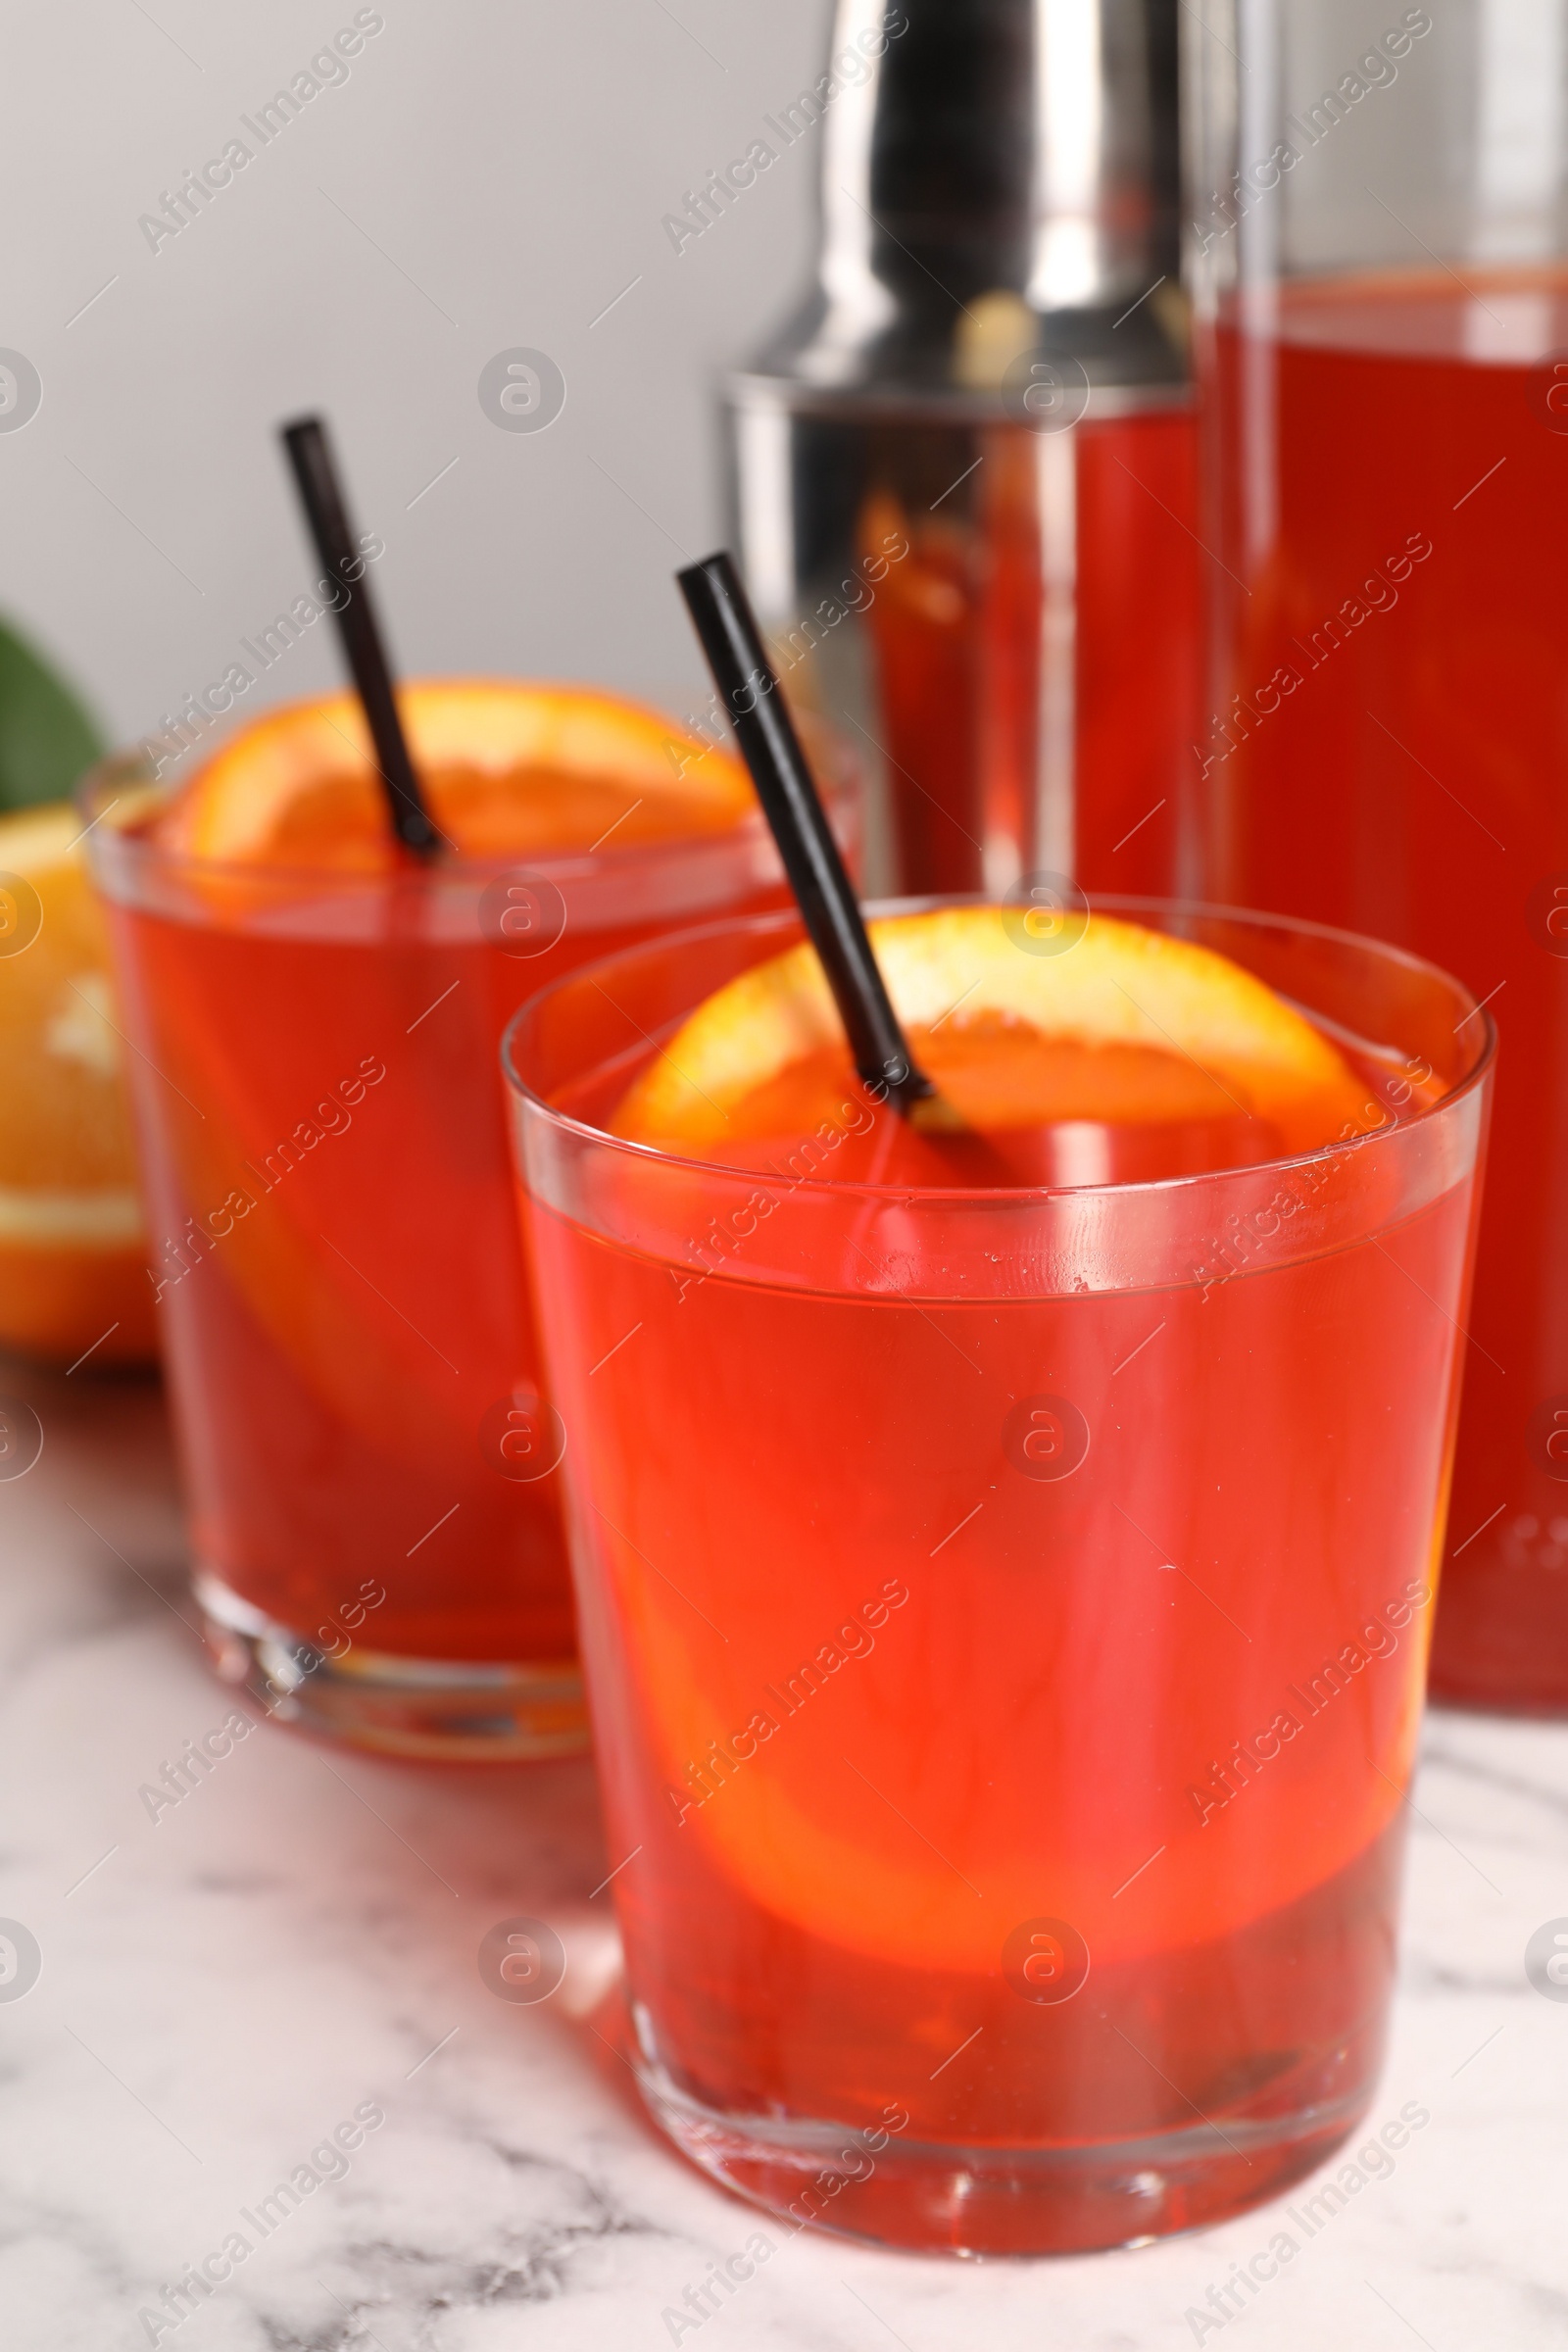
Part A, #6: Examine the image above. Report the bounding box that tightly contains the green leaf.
[0,614,105,812]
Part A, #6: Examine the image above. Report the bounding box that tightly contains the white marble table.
[4,1362,1565,2351]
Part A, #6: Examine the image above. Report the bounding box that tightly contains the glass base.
[630,2034,1371,2257]
[194,1571,588,1761]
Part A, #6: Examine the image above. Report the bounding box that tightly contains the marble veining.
[1,1364,1564,2349]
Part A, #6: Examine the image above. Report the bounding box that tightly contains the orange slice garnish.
[615,905,1367,1155]
[159,679,755,869]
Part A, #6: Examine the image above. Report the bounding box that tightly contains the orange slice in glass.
[616,904,1367,1155]
[159,678,754,869]
[114,681,757,1456]
[606,906,1374,1969]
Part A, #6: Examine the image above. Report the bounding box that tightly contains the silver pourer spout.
[755,0,1185,406]
[723,0,1196,906]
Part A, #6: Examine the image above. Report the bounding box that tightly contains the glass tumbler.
[86,742,851,1760]
[504,898,1491,2252]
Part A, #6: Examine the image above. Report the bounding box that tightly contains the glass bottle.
[1184,0,1568,1706]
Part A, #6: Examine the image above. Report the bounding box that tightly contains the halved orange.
[159,679,756,869]
[0,804,156,1364]
[615,904,1367,1154]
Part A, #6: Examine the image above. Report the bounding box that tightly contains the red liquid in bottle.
[1203,270,1568,1708]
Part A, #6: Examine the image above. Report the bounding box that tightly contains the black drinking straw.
[280,415,440,859]
[677,551,939,1122]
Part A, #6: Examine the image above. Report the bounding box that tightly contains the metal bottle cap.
[744,0,1184,409]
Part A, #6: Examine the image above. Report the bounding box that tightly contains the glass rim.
[76,756,803,898]
[501,893,1496,1208]
[76,720,857,901]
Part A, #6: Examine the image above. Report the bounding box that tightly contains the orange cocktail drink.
[87,681,831,1757]
[505,899,1491,2252]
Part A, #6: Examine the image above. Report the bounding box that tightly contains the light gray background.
[4,0,836,753]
